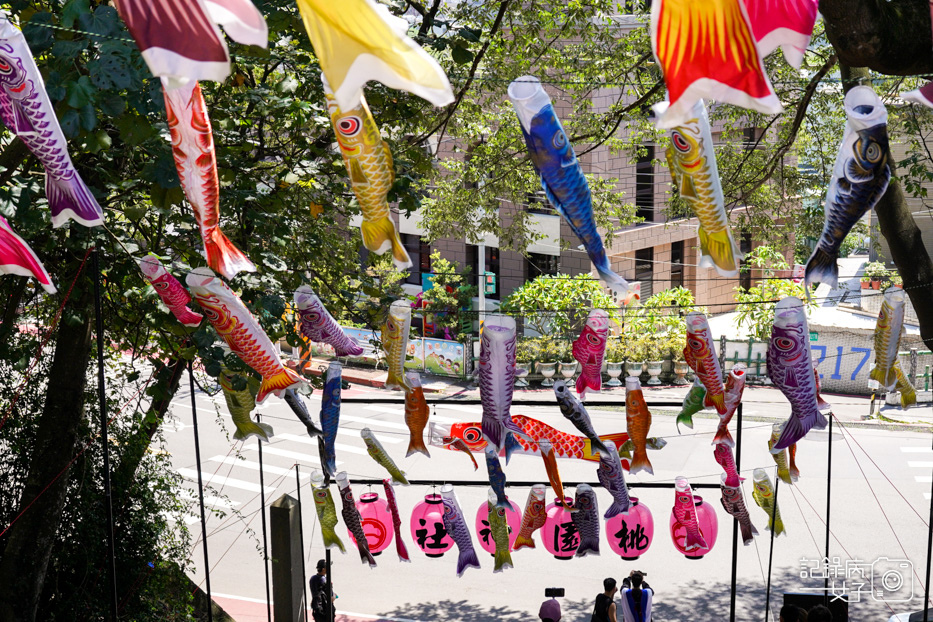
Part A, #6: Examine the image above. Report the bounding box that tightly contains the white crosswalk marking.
[336,428,402,443]
[901,447,933,453]
[278,433,368,455]
[908,461,933,468]
[915,476,932,483]
[243,444,330,465]
[432,403,482,415]
[340,414,409,431]
[363,405,461,424]
[177,468,275,494]
[208,455,312,479]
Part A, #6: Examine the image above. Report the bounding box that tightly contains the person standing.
[591,578,618,622]
[619,571,653,622]
[310,559,333,622]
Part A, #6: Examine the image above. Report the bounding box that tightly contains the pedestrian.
[780,604,804,622]
[591,577,618,622]
[619,570,653,622]
[310,559,333,622]
[539,598,562,622]
[807,605,832,622]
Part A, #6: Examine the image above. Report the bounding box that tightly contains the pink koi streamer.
[0,216,55,293]
[742,0,818,69]
[137,253,203,327]
[572,309,609,396]
[382,479,410,563]
[712,364,746,447]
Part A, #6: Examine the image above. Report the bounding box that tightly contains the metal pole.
[94,249,118,622]
[296,464,309,622]
[257,414,272,622]
[729,403,743,622]
[764,473,780,622]
[824,413,833,608]
[478,241,486,329]
[326,548,334,622]
[189,361,213,622]
[923,398,933,622]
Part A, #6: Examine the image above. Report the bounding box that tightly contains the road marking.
[177,468,275,494]
[432,403,482,415]
[208,455,312,479]
[278,433,368,455]
[901,447,933,453]
[908,461,933,468]
[363,405,462,424]
[340,413,409,431]
[926,493,932,500]
[337,428,402,443]
[244,444,337,465]
[915,476,933,483]
[178,491,240,509]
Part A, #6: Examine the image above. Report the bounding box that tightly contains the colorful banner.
[424,338,465,377]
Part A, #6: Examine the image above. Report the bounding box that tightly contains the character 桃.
[539,438,573,511]
[219,367,273,442]
[626,377,654,475]
[478,315,525,451]
[713,443,742,488]
[440,484,480,577]
[324,78,411,270]
[768,422,795,484]
[572,309,610,396]
[683,312,726,414]
[486,488,513,573]
[597,440,632,518]
[712,364,746,447]
[294,285,363,356]
[361,428,408,485]
[751,468,785,536]
[0,216,56,293]
[382,300,414,392]
[311,476,346,553]
[554,380,608,454]
[186,268,302,402]
[485,447,510,509]
[672,476,707,551]
[513,484,547,550]
[675,378,707,433]
[383,479,410,563]
[650,0,781,129]
[805,86,890,290]
[404,372,431,457]
[768,297,827,451]
[114,0,267,89]
[742,0,819,69]
[508,76,636,303]
[719,474,759,546]
[164,82,256,279]
[0,15,104,228]
[320,362,343,478]
[137,254,202,327]
[336,471,376,567]
[660,99,743,276]
[870,287,907,392]
[296,0,453,110]
[572,484,600,557]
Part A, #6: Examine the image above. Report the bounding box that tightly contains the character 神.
[768,297,827,451]
[320,362,343,478]
[572,484,600,557]
[382,300,414,391]
[660,99,743,276]
[324,79,411,269]
[508,76,636,303]
[294,285,364,356]
[626,377,654,475]
[336,471,376,567]
[672,476,707,551]
[138,254,202,327]
[572,309,610,396]
[486,489,514,573]
[0,16,104,227]
[164,81,256,279]
[805,86,890,290]
[719,474,759,546]
[187,268,302,402]
[440,484,481,577]
[513,484,547,550]
[650,0,781,129]
[683,312,726,414]
[0,216,56,293]
[478,315,526,451]
[383,479,410,563]
[597,440,632,518]
[554,380,608,454]
[219,367,273,441]
[405,372,431,457]
[361,428,408,485]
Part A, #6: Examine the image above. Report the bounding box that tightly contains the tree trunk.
[838,64,933,351]
[0,277,93,622]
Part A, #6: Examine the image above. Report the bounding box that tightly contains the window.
[670,240,684,289]
[525,190,555,215]
[635,247,654,298]
[623,0,651,12]
[402,234,431,286]
[743,127,763,152]
[526,253,560,281]
[467,245,501,299]
[636,145,655,223]
[739,232,753,291]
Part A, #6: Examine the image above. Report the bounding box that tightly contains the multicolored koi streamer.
[138,254,202,327]
[336,471,376,567]
[514,484,547,550]
[294,285,363,357]
[684,312,726,415]
[0,216,56,293]
[382,301,414,392]
[478,315,525,451]
[742,0,819,69]
[572,309,610,396]
[383,479,410,563]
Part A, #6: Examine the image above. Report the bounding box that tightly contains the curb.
[291,361,446,393]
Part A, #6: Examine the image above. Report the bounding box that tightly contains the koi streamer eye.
[462,426,483,444]
[338,116,362,136]
[672,131,690,152]
[552,130,567,149]
[775,337,795,351]
[864,141,882,163]
[678,494,690,504]
[687,337,704,350]
[0,59,11,75]
[587,334,600,345]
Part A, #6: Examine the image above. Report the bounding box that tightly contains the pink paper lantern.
[606,497,654,560]
[474,497,522,554]
[669,494,719,559]
[542,497,579,559]
[346,492,393,555]
[409,493,455,557]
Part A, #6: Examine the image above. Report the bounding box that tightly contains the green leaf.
[192,329,215,348]
[66,76,96,109]
[59,109,80,138]
[52,39,89,62]
[99,93,126,117]
[261,295,286,317]
[114,113,157,147]
[204,359,222,377]
[77,5,120,38]
[89,54,134,90]
[22,14,55,53]
[78,104,97,131]
[451,45,474,65]
[61,0,91,28]
[459,27,481,42]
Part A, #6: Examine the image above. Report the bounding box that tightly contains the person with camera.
[590,578,618,622]
[310,559,335,622]
[540,588,563,622]
[619,570,653,622]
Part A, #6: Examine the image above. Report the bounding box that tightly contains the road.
[163,382,933,622]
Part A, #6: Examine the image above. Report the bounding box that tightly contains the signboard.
[424,338,465,377]
[809,331,818,342]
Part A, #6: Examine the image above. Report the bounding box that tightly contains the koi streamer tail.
[361,216,412,270]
